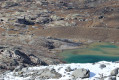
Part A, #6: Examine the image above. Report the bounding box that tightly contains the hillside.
[0,0,119,79]
[0,0,119,42]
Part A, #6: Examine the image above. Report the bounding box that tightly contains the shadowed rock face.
[0,35,80,72]
[17,18,35,25]
[14,50,32,64]
[0,49,48,71]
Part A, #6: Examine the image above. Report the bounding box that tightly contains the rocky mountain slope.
[0,0,119,79]
[0,36,82,76]
[0,0,119,42]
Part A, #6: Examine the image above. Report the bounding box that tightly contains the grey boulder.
[37,68,62,79]
[111,68,119,76]
[72,68,90,79]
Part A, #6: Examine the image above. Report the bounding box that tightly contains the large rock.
[36,17,52,24]
[72,68,90,79]
[65,66,73,72]
[29,37,55,49]
[17,17,35,25]
[111,68,119,76]
[50,15,63,21]
[29,54,47,65]
[109,76,116,80]
[39,68,62,79]
[100,64,106,69]
[14,50,32,64]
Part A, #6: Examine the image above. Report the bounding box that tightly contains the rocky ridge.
[0,36,81,75]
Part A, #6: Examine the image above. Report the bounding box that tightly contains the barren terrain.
[0,0,119,76]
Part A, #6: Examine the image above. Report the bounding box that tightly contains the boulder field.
[1,61,119,80]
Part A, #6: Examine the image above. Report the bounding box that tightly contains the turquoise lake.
[59,42,119,63]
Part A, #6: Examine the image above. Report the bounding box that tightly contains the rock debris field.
[1,61,119,80]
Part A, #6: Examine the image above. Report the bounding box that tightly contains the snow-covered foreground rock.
[1,61,119,80]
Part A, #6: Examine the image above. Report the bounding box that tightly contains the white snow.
[2,61,119,80]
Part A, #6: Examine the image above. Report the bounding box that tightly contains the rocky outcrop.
[65,66,73,72]
[111,68,119,76]
[29,37,81,49]
[38,68,61,79]
[0,48,47,71]
[17,17,35,25]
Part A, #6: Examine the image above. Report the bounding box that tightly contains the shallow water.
[59,42,119,63]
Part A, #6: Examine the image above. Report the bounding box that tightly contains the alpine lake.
[59,42,119,63]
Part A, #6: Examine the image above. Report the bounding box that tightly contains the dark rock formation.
[0,48,48,71]
[17,17,35,25]
[100,64,106,69]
